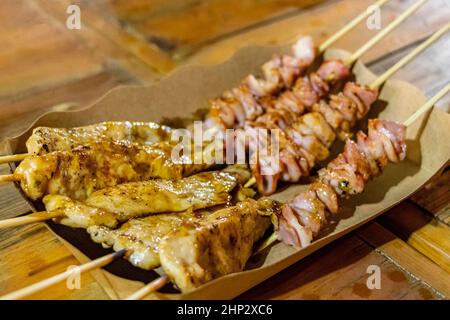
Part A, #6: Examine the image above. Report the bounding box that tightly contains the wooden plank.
[410,169,450,225]
[239,234,442,300]
[34,0,175,75]
[0,165,30,220]
[0,69,136,140]
[368,35,450,112]
[113,0,325,57]
[377,201,450,274]
[186,0,450,66]
[0,223,109,299]
[357,222,450,297]
[0,0,105,97]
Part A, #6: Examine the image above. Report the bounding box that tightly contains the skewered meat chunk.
[26,121,173,155]
[204,36,316,131]
[14,140,211,201]
[85,165,251,218]
[251,82,379,194]
[88,210,208,270]
[277,119,407,248]
[42,166,249,228]
[158,198,278,292]
[44,195,118,229]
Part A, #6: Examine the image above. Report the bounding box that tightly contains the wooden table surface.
[0,0,449,300]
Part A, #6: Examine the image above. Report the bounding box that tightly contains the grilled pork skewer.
[205,0,424,133]
[260,84,450,250]
[0,0,392,167]
[247,22,448,194]
[0,165,250,229]
[204,0,392,132]
[146,85,449,297]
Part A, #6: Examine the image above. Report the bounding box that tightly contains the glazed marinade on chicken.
[14,139,213,201]
[89,198,278,283]
[276,119,407,248]
[26,121,173,155]
[158,198,278,292]
[43,165,250,228]
[88,210,208,270]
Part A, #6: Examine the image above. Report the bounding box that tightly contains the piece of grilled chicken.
[88,198,279,291]
[26,121,173,155]
[15,139,212,201]
[88,210,207,270]
[44,165,250,229]
[159,198,278,292]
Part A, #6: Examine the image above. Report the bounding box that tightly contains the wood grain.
[0,223,109,299]
[112,0,324,57]
[239,231,443,300]
[410,169,450,225]
[186,0,450,66]
[378,201,450,274]
[357,222,450,296]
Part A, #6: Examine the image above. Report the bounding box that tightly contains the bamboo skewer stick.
[257,83,450,253]
[0,211,63,229]
[0,250,126,300]
[403,83,450,127]
[345,0,428,66]
[0,174,18,183]
[0,0,393,167]
[369,22,450,90]
[125,275,169,300]
[318,0,391,53]
[0,153,28,164]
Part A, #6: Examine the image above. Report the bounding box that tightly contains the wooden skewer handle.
[0,153,29,164]
[318,0,391,53]
[125,275,169,300]
[0,211,63,229]
[346,0,428,66]
[370,22,450,90]
[0,250,126,300]
[0,174,19,183]
[403,83,450,127]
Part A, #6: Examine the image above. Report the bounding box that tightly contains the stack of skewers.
[0,0,449,300]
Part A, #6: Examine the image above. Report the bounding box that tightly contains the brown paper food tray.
[3,45,450,300]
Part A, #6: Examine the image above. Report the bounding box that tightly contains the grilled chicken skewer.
[0,198,278,300]
[1,138,218,201]
[0,165,250,229]
[0,0,391,166]
[26,121,173,155]
[0,121,173,164]
[246,21,447,194]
